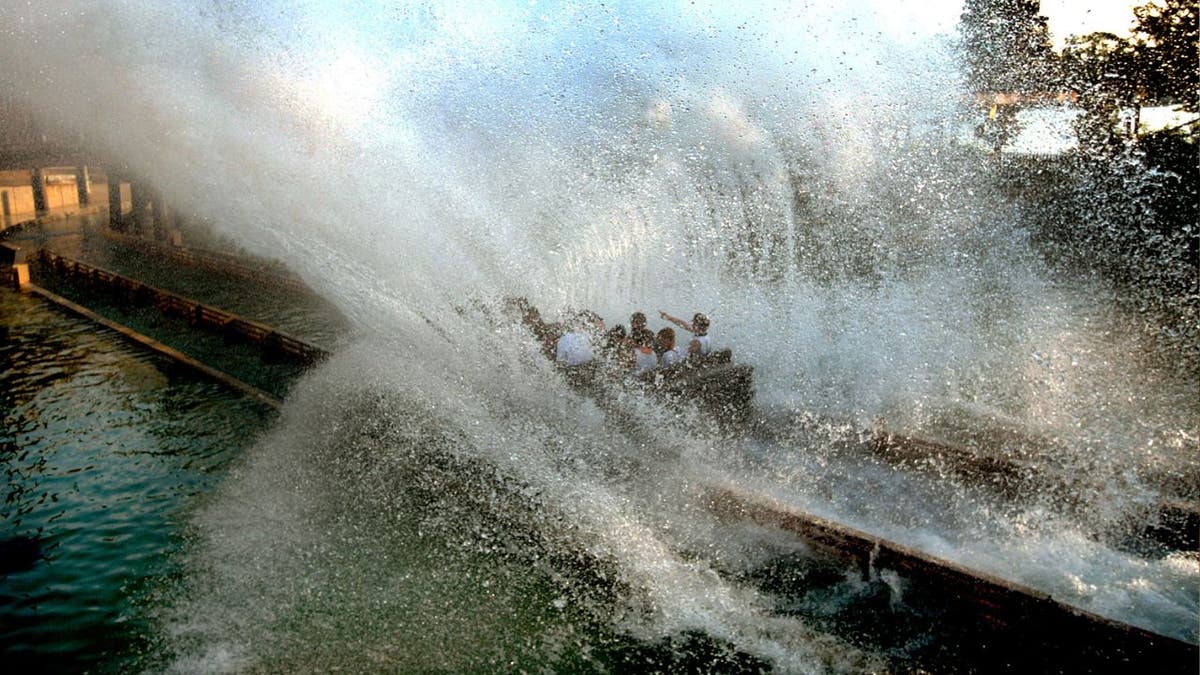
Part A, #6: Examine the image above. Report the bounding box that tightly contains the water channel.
[1,2,1196,673]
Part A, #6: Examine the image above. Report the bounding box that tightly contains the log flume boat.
[559,347,754,424]
[511,301,754,424]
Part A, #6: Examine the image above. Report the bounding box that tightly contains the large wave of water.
[2,1,1195,671]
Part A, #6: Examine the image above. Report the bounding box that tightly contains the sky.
[280,0,1151,134]
[1040,0,1143,46]
[874,0,1143,47]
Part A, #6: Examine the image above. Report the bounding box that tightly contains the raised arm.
[659,310,694,333]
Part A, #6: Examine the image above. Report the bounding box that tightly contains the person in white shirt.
[555,330,592,366]
[555,311,604,367]
[633,335,658,375]
[656,328,684,367]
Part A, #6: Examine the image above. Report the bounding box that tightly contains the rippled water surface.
[0,286,273,672]
[0,0,1196,670]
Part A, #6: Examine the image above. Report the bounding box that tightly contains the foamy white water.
[1,1,1194,670]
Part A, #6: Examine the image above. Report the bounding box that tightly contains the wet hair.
[656,327,675,349]
[542,321,564,341]
[692,313,709,333]
[631,311,646,327]
[578,310,604,327]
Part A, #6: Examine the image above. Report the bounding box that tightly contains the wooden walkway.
[36,248,329,366]
[4,244,333,409]
[99,229,313,294]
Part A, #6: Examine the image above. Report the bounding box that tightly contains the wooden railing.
[706,484,1198,672]
[37,249,329,366]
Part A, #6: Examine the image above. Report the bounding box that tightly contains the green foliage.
[1057,1,1197,156]
[1059,32,1138,158]
[1060,32,1138,101]
[962,2,1199,365]
[958,0,1057,93]
[1057,0,1197,110]
[1130,0,1199,111]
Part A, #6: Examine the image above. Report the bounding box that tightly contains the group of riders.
[511,299,714,377]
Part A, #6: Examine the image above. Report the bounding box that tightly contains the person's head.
[582,310,604,329]
[692,313,709,335]
[605,324,627,345]
[522,306,541,326]
[656,327,675,351]
[631,311,646,329]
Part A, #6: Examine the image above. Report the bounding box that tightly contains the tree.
[959,0,1057,94]
[1050,3,1199,365]
[1059,32,1139,154]
[1059,33,1138,99]
[1058,1,1197,152]
[1130,0,1199,110]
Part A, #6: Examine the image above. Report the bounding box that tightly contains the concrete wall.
[0,166,119,232]
[0,169,37,222]
[42,176,79,210]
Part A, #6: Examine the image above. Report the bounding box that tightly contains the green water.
[4,224,1194,671]
[0,284,770,672]
[0,285,274,672]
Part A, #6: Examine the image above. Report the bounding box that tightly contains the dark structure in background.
[959,0,1199,367]
[0,99,179,241]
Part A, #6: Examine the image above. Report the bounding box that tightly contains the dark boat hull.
[645,352,753,423]
[560,349,754,424]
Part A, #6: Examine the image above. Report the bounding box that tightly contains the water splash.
[1,0,1195,670]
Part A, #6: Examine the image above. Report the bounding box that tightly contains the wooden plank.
[99,229,311,293]
[870,428,1036,493]
[195,305,233,329]
[227,317,272,342]
[704,484,1198,672]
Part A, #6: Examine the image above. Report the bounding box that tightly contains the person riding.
[656,327,683,367]
[629,311,655,349]
[631,325,658,375]
[599,323,633,371]
[512,300,559,359]
[659,310,712,357]
[555,311,602,367]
